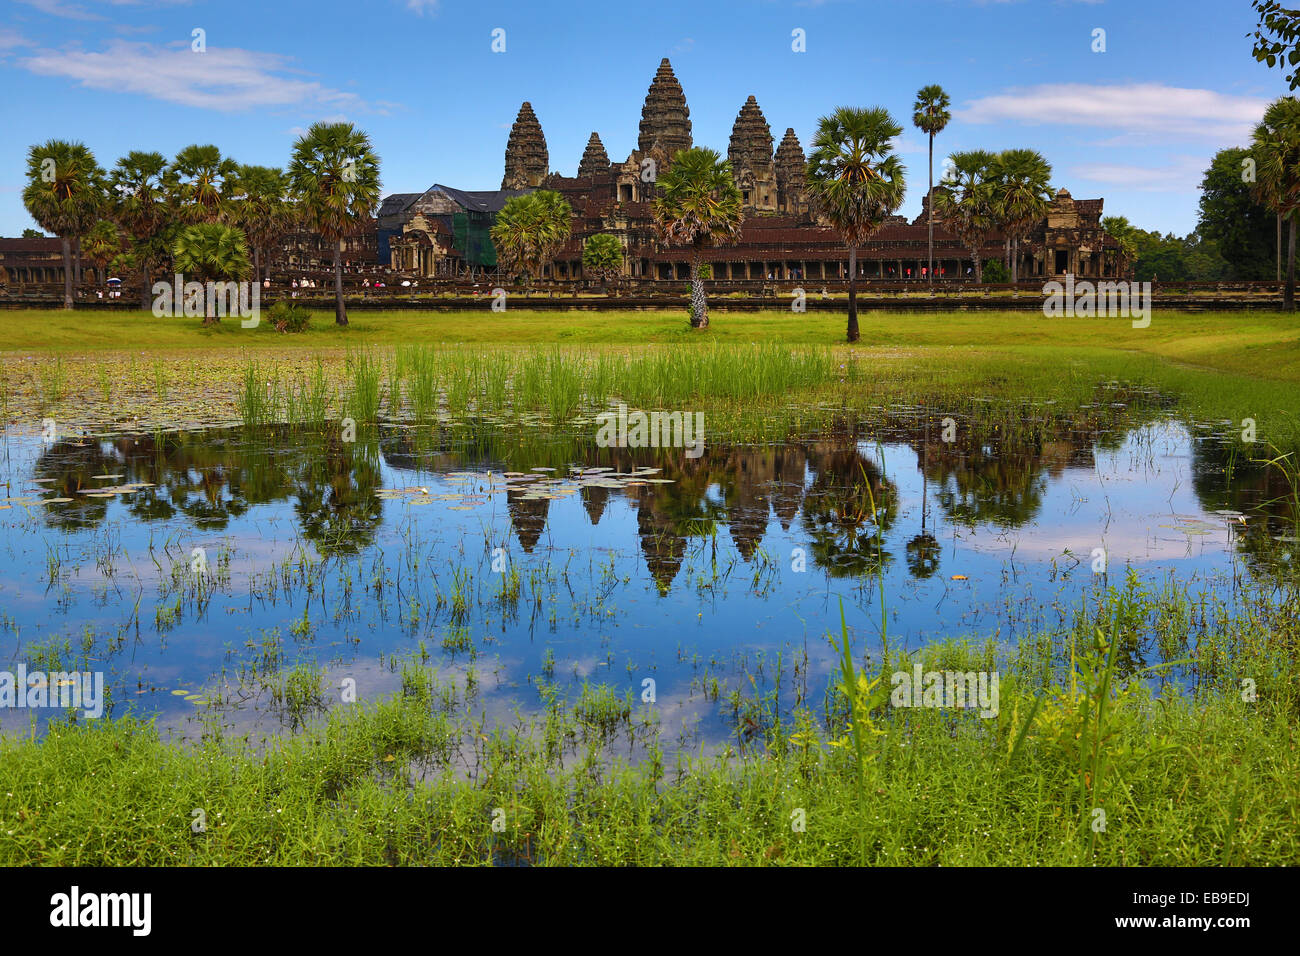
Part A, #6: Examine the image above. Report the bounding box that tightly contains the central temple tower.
[638,58,692,163]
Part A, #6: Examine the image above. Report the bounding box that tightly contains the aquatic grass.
[271,661,326,728]
[403,346,440,422]
[476,351,510,411]
[513,350,547,412]
[572,682,633,738]
[300,358,330,427]
[344,348,382,424]
[544,348,583,421]
[236,361,269,429]
[152,359,168,401]
[443,352,474,417]
[37,357,67,409]
[95,363,112,403]
[385,353,403,420]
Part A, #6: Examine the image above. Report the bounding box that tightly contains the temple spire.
[502,101,548,189]
[578,132,610,177]
[638,58,692,162]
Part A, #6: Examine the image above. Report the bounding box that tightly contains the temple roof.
[376,193,424,218]
[430,184,529,214]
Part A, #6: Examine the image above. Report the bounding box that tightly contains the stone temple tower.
[638,58,692,165]
[502,101,549,189]
[774,127,809,218]
[728,95,776,212]
[578,132,610,178]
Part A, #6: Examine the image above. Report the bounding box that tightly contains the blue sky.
[0,0,1286,237]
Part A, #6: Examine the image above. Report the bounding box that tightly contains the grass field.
[3,307,1299,449]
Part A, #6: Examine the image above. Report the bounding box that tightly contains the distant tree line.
[19,123,381,324]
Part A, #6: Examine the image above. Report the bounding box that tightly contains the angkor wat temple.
[387,58,1125,284]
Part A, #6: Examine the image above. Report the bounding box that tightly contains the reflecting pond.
[0,405,1295,747]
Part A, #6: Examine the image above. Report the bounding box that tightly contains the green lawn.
[1,306,1296,364]
[4,307,1299,449]
[4,307,1299,383]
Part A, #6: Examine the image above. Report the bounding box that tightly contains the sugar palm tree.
[286,122,382,326]
[81,220,121,287]
[491,190,573,294]
[582,233,624,295]
[1101,215,1140,278]
[652,147,745,330]
[231,164,294,283]
[990,149,1053,286]
[22,140,106,309]
[912,85,951,290]
[935,150,997,284]
[1252,96,1300,310]
[108,150,173,308]
[170,144,239,224]
[171,223,252,326]
[805,107,907,342]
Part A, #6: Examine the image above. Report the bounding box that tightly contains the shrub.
[268,300,313,334]
[982,259,1011,283]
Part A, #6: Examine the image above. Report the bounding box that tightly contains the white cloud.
[405,0,439,14]
[958,83,1269,141]
[893,133,931,156]
[16,0,192,16]
[0,29,29,52]
[1070,156,1209,193]
[19,40,387,114]
[13,0,103,20]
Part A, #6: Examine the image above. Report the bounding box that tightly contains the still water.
[0,408,1293,745]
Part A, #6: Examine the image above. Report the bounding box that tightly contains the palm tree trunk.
[1277,213,1282,283]
[971,245,983,285]
[75,238,83,288]
[60,236,73,310]
[140,260,153,311]
[254,247,261,289]
[927,134,934,291]
[1011,236,1019,286]
[334,239,347,326]
[847,246,859,343]
[1286,214,1296,312]
[689,250,708,329]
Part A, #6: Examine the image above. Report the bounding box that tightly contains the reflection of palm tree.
[928,436,1047,529]
[1190,437,1300,578]
[292,436,383,557]
[32,439,116,531]
[801,447,897,578]
[906,533,941,579]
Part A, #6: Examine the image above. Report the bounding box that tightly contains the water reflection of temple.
[30,411,1298,595]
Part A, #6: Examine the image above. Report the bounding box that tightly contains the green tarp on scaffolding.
[451,211,498,269]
